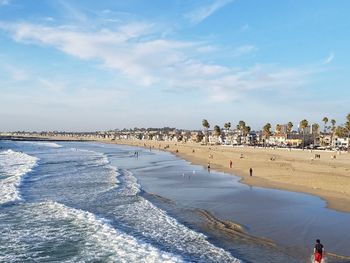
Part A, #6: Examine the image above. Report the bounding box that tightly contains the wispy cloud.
[0,63,28,81]
[0,0,10,5]
[185,0,234,25]
[232,45,257,57]
[240,24,250,32]
[57,0,88,23]
[323,52,335,64]
[0,21,318,103]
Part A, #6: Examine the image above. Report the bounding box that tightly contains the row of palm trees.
[202,113,350,149]
[202,120,252,137]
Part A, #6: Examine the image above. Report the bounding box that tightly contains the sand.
[112,139,350,213]
[3,135,350,213]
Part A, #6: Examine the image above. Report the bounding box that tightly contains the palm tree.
[331,119,336,132]
[275,124,282,135]
[334,126,346,137]
[238,121,246,133]
[224,122,231,132]
[202,119,210,144]
[330,119,336,148]
[287,122,293,134]
[345,113,350,152]
[299,119,309,149]
[312,123,320,146]
[213,125,221,137]
[244,126,251,144]
[322,117,328,133]
[263,123,271,136]
[262,123,271,146]
[235,120,246,144]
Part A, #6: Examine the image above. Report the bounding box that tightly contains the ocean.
[0,140,349,263]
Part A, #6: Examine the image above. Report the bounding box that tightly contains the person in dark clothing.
[249,168,253,176]
[313,239,324,263]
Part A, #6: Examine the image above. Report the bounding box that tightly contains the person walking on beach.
[229,160,233,168]
[249,168,253,177]
[207,162,211,172]
[313,239,324,263]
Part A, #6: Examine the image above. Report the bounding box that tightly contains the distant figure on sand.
[229,160,233,168]
[207,162,211,172]
[249,168,253,177]
[313,239,324,263]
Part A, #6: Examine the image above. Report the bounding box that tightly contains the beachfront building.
[319,134,332,147]
[332,137,349,150]
[268,134,288,146]
[267,133,308,147]
[208,133,224,144]
[221,130,236,145]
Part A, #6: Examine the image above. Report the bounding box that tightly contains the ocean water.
[0,141,239,263]
[0,140,349,263]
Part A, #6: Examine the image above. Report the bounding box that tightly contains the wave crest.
[0,149,38,204]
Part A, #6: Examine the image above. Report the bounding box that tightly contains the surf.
[0,149,38,205]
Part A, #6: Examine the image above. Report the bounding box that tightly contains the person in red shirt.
[314,239,324,263]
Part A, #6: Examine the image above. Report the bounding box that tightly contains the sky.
[0,0,349,131]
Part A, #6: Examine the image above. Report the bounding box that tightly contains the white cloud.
[42,17,55,22]
[323,52,335,64]
[1,21,317,103]
[232,45,257,57]
[185,0,234,25]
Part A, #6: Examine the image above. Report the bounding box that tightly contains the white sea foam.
[116,169,141,196]
[70,147,110,167]
[49,201,184,262]
[21,141,62,148]
[0,149,38,204]
[113,169,241,262]
[0,201,185,262]
[0,146,241,262]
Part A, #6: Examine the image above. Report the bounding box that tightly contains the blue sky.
[0,0,349,131]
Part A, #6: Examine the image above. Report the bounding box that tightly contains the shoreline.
[2,136,350,213]
[3,137,350,260]
[110,139,350,214]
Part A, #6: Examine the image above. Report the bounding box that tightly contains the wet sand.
[125,147,350,261]
[113,139,350,213]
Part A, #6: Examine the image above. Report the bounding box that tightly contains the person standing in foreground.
[314,239,324,263]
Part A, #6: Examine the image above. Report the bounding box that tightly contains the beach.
[112,139,350,213]
[2,139,350,261]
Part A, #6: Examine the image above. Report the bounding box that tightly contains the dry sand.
[112,139,350,213]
